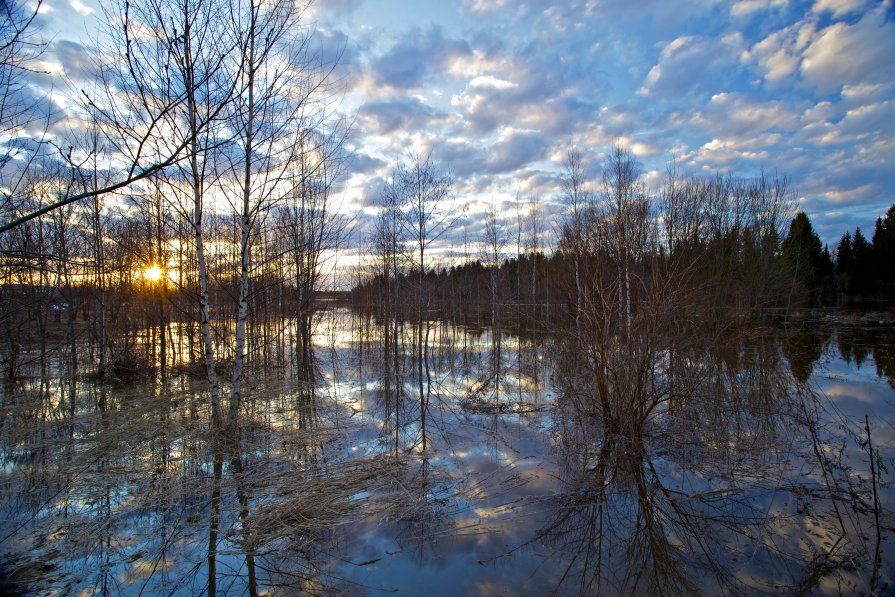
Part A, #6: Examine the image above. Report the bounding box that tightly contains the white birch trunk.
[230,21,256,427]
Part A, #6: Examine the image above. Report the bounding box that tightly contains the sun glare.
[144,265,164,283]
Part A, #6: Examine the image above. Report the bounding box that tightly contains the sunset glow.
[143,265,164,283]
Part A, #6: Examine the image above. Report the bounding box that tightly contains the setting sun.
[144,265,164,283]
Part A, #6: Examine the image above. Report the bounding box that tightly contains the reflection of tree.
[538,329,882,595]
[838,327,871,368]
[837,324,895,389]
[354,313,413,454]
[0,341,401,595]
[782,322,831,383]
[873,331,895,389]
[543,411,747,594]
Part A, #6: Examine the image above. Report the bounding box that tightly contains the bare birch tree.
[0,0,43,188]
[398,153,453,452]
[560,149,593,325]
[94,0,243,425]
[224,0,344,426]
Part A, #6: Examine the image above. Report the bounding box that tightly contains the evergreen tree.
[781,211,827,303]
[818,244,835,300]
[872,204,895,298]
[851,227,873,296]
[835,231,853,297]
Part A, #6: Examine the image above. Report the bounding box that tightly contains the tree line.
[781,204,895,304]
[354,148,894,323]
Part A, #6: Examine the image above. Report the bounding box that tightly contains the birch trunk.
[230,17,256,427]
[184,25,222,428]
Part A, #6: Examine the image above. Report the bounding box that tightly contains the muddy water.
[0,311,892,595]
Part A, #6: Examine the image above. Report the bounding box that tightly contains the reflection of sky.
[321,317,895,594]
[2,315,893,594]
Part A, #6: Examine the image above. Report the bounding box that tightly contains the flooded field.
[1,310,893,595]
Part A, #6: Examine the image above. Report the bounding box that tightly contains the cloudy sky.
[32,0,895,250]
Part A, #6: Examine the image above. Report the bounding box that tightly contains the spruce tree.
[851,228,872,296]
[836,231,853,297]
[781,212,826,303]
[872,204,895,298]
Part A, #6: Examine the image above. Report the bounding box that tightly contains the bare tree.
[559,149,594,325]
[282,130,347,380]
[224,0,344,427]
[601,142,651,337]
[398,152,453,452]
[0,0,46,217]
[483,201,506,329]
[0,0,241,235]
[92,0,244,425]
[525,193,544,311]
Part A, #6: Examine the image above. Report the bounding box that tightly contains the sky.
[27,0,895,254]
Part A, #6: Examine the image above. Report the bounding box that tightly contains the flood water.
[1,309,893,595]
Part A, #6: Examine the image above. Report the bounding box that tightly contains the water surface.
[1,311,892,595]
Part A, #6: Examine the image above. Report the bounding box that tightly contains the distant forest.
[352,156,895,320]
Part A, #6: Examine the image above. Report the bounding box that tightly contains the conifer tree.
[851,228,873,296]
[781,211,828,302]
[872,204,895,298]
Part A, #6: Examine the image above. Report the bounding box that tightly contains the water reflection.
[541,328,861,594]
[1,311,892,594]
[783,322,831,384]
[0,334,404,595]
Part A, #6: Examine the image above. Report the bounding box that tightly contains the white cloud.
[811,0,868,17]
[463,0,509,13]
[681,93,797,145]
[638,34,741,97]
[691,135,778,167]
[758,46,799,81]
[730,0,788,17]
[68,0,94,15]
[837,100,895,137]
[445,51,509,79]
[801,100,837,122]
[801,6,895,94]
[468,75,517,90]
[840,83,891,103]
[822,184,876,204]
[741,21,815,84]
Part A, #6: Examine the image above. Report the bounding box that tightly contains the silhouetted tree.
[872,204,895,299]
[851,227,873,297]
[835,232,853,299]
[781,211,832,304]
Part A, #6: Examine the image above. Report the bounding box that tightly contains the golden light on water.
[144,265,164,283]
